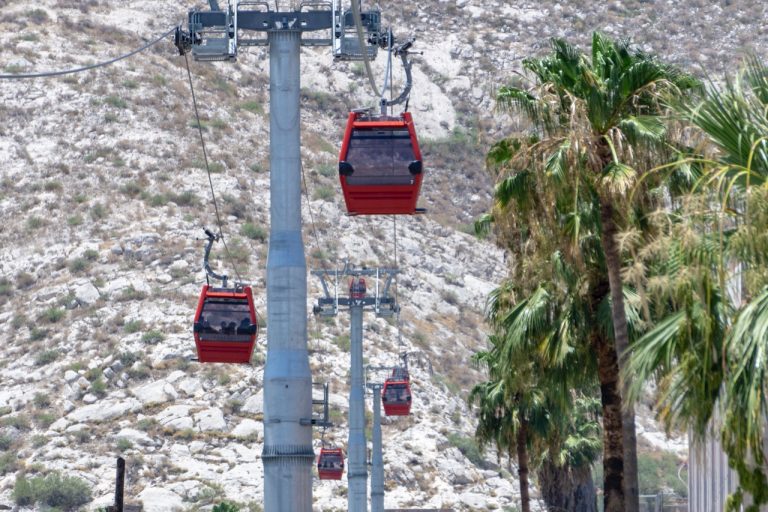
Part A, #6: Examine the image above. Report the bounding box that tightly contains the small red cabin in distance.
[349,277,366,300]
[193,285,258,363]
[338,111,425,215]
[317,447,345,480]
[382,375,412,416]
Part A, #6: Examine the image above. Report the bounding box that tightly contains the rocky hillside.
[0,0,761,510]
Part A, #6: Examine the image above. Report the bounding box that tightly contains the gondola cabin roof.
[382,377,412,416]
[338,111,425,216]
[317,447,345,480]
[193,285,258,364]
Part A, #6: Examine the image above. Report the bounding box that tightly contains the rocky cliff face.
[0,0,758,510]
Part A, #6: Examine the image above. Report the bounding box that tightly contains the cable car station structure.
[175,0,420,510]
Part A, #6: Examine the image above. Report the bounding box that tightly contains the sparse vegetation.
[141,330,165,344]
[12,472,92,510]
[34,349,58,365]
[40,307,65,323]
[241,222,267,241]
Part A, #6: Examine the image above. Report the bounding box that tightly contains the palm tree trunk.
[538,458,570,511]
[599,198,640,512]
[593,328,625,512]
[517,414,531,512]
[571,464,598,512]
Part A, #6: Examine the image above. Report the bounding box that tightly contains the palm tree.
[626,56,768,510]
[482,32,698,512]
[470,336,535,512]
[473,255,604,511]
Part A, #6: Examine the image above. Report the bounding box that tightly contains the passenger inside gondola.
[383,382,411,403]
[196,298,254,340]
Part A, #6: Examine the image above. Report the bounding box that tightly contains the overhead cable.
[0,26,176,80]
[183,52,244,285]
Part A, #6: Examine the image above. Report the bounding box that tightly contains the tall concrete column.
[348,303,368,511]
[371,384,384,512]
[261,28,314,512]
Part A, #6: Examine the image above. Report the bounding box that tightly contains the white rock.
[137,487,184,512]
[177,377,203,397]
[195,407,226,431]
[67,398,141,423]
[49,418,69,432]
[231,418,262,439]
[241,389,263,414]
[74,282,100,305]
[64,370,79,383]
[82,393,98,404]
[132,380,178,406]
[116,428,154,446]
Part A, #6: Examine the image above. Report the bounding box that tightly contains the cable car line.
[0,26,177,80]
[182,52,244,285]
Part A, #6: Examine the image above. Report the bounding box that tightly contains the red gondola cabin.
[317,447,344,480]
[349,277,366,300]
[193,285,258,363]
[382,372,412,416]
[338,111,424,215]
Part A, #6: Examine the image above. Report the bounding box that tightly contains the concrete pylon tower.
[261,28,314,511]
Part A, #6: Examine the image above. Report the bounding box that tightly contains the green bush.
[333,334,350,351]
[0,434,13,450]
[90,203,108,220]
[239,100,263,114]
[119,351,139,367]
[168,190,198,207]
[67,257,90,274]
[447,433,490,469]
[0,278,12,297]
[105,95,127,109]
[40,307,65,323]
[13,472,92,510]
[116,438,132,452]
[12,474,33,506]
[26,216,45,230]
[123,320,143,334]
[33,393,51,408]
[241,222,267,242]
[312,186,335,201]
[214,502,241,512]
[90,377,107,397]
[3,415,30,430]
[33,412,56,428]
[141,330,165,345]
[34,349,58,366]
[0,452,17,474]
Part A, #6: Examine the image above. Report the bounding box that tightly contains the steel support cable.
[183,52,244,285]
[0,26,176,79]
[349,0,381,98]
[393,215,404,364]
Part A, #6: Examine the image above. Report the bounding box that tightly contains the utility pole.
[313,266,399,512]
[175,2,383,510]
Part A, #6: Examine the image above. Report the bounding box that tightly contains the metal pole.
[115,457,125,512]
[348,303,368,511]
[370,384,384,512]
[261,27,314,512]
